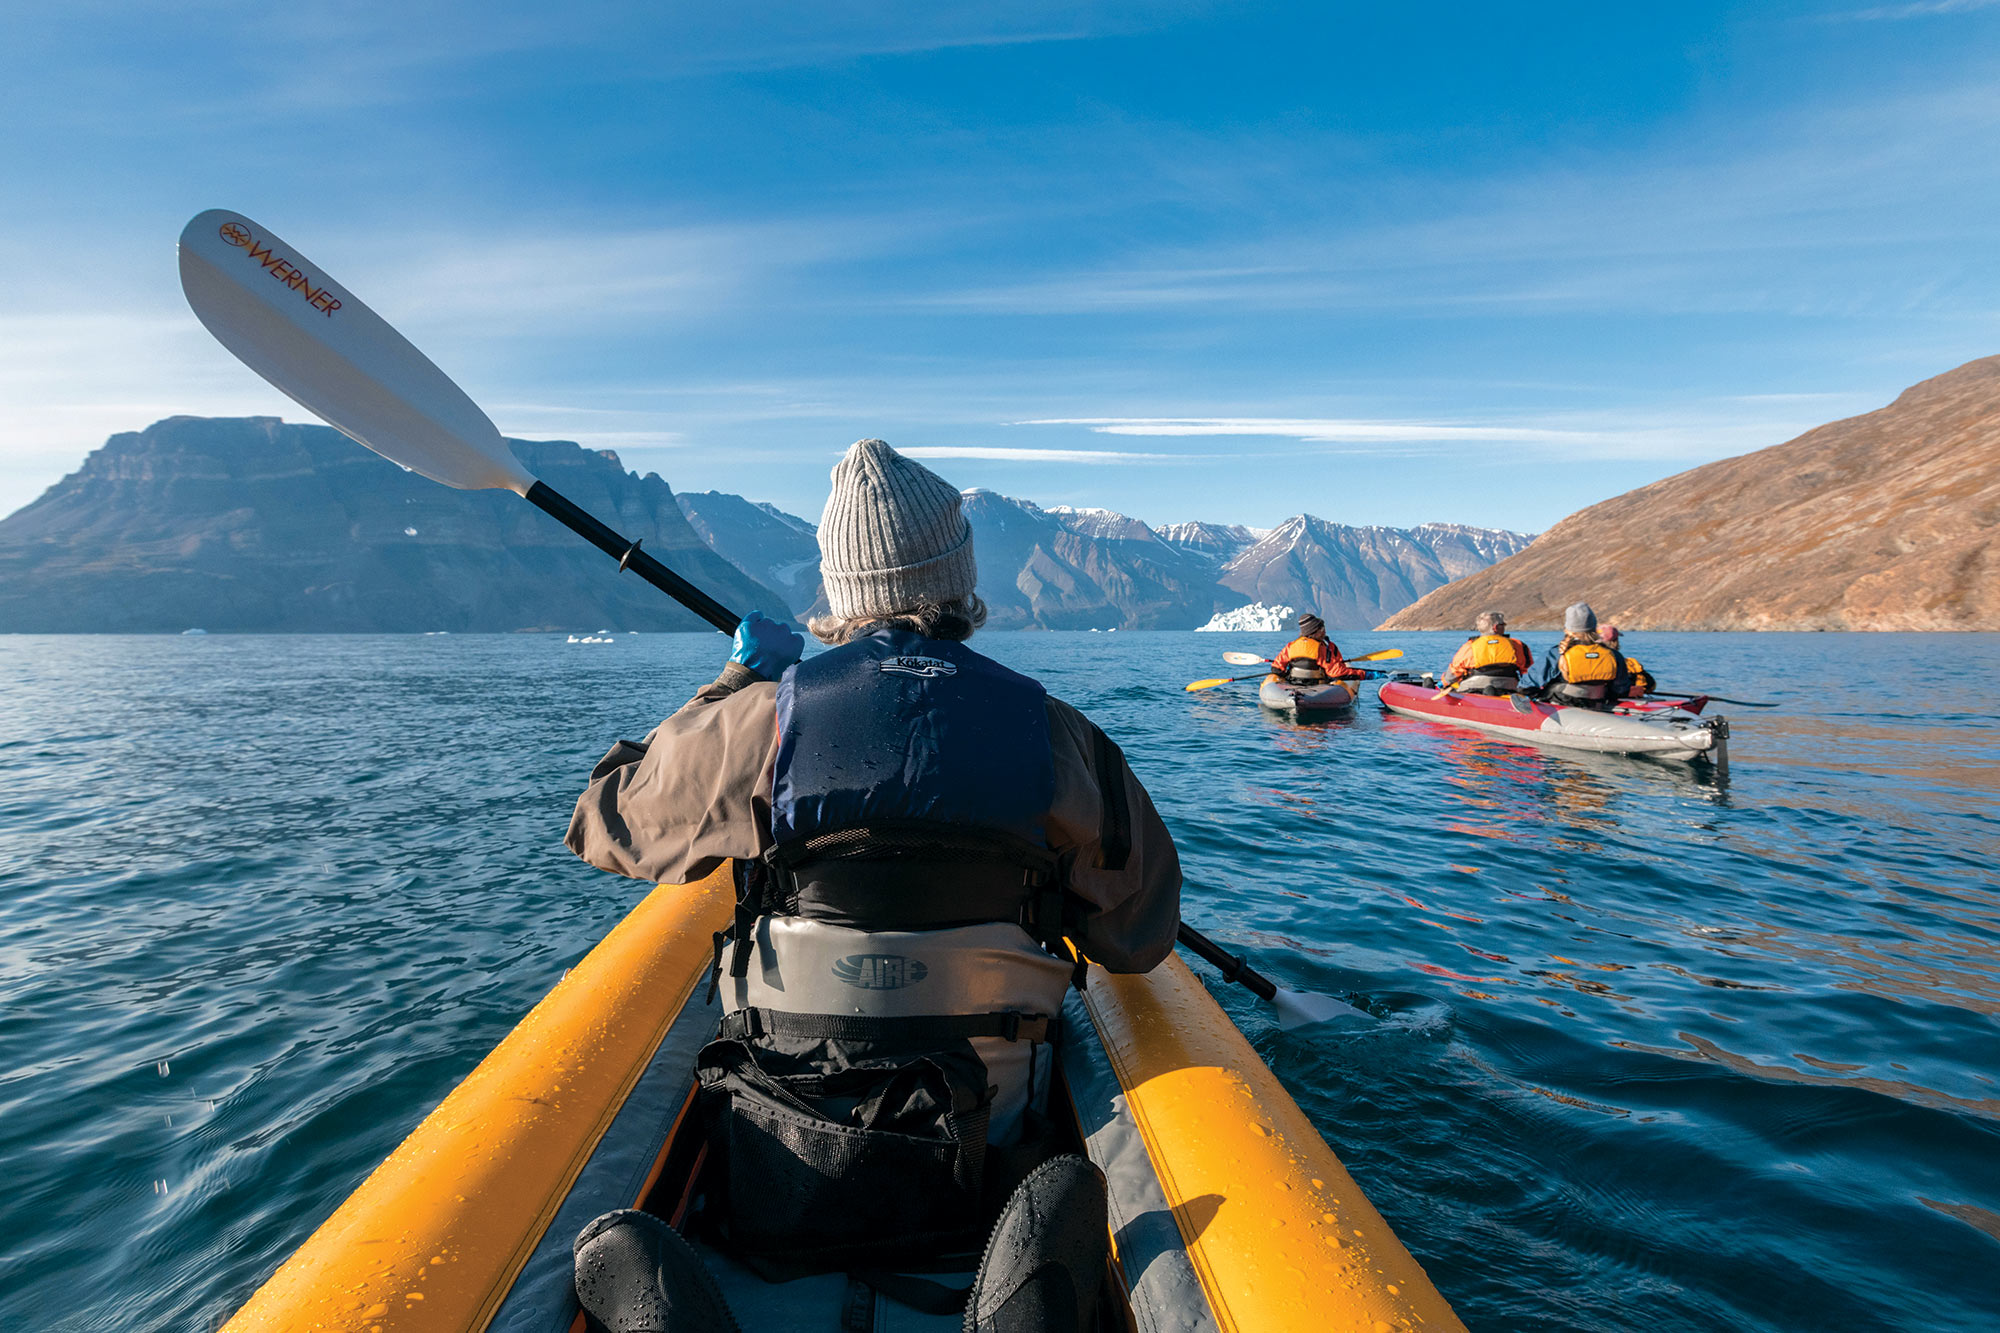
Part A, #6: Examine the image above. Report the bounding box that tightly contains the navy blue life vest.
[701,630,1074,1267]
[771,628,1054,853]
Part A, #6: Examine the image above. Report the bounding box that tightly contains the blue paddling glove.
[729,610,804,681]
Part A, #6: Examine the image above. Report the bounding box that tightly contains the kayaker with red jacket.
[563,439,1182,1333]
[1443,611,1533,692]
[1272,613,1369,684]
[1531,601,1631,710]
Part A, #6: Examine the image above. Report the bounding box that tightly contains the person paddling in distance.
[1530,601,1631,710]
[1271,612,1370,685]
[563,439,1182,1333]
[1598,624,1656,698]
[1442,610,1533,694]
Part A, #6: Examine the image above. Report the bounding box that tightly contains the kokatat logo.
[218,221,252,247]
[879,655,957,679]
[832,954,930,989]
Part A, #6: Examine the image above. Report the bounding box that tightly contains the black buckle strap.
[849,1271,971,1318]
[716,1007,1057,1045]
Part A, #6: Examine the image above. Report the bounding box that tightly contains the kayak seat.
[1455,673,1518,695]
[1546,681,1612,709]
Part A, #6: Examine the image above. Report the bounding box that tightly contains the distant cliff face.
[957,492,1224,630]
[674,490,820,617]
[1217,516,1535,629]
[1380,355,2000,632]
[1155,520,1259,570]
[0,417,789,632]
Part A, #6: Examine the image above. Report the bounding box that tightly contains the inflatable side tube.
[220,863,1464,1333]
[1074,955,1465,1333]
[220,867,735,1333]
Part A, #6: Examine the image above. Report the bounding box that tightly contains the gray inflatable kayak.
[1258,677,1358,716]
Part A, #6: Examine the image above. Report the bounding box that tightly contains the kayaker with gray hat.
[563,438,1183,1332]
[1530,600,1631,709]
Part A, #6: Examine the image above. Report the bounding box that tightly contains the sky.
[3,1,1999,534]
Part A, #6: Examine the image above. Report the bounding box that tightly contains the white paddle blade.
[1222,651,1268,665]
[177,209,535,495]
[1274,987,1370,1031]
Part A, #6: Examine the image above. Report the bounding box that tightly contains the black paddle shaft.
[1176,923,1277,1002]
[525,481,740,634]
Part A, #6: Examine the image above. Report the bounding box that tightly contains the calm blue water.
[2,631,1996,1331]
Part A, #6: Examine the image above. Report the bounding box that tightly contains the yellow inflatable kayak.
[219,863,1464,1333]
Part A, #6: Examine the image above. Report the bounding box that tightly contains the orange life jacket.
[1276,636,1330,670]
[1623,655,1655,696]
[1460,634,1525,673]
[1560,642,1620,683]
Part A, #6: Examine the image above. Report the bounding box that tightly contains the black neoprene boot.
[963,1154,1109,1333]
[573,1209,741,1333]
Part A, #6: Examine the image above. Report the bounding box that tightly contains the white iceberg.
[1196,602,1295,633]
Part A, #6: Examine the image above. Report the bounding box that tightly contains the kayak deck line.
[216,863,1463,1332]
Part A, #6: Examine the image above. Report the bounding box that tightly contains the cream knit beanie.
[818,439,978,619]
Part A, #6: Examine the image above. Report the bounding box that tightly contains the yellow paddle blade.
[1351,648,1403,662]
[1185,677,1236,692]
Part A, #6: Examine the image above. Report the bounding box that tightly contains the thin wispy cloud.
[899,446,1181,463]
[1026,418,1571,443]
[1022,406,1851,463]
[1843,0,2000,19]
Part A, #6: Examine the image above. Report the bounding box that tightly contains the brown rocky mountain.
[1380,354,2000,632]
[0,417,788,632]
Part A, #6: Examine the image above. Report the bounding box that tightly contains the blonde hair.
[1556,629,1603,653]
[807,594,989,645]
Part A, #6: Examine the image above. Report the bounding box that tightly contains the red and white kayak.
[1260,677,1358,716]
[1378,681,1728,765]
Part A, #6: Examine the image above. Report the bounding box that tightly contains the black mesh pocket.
[696,1037,992,1272]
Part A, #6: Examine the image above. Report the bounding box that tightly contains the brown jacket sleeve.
[1043,696,1182,974]
[564,677,780,884]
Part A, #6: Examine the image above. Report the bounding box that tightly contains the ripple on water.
[1,631,1997,1332]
